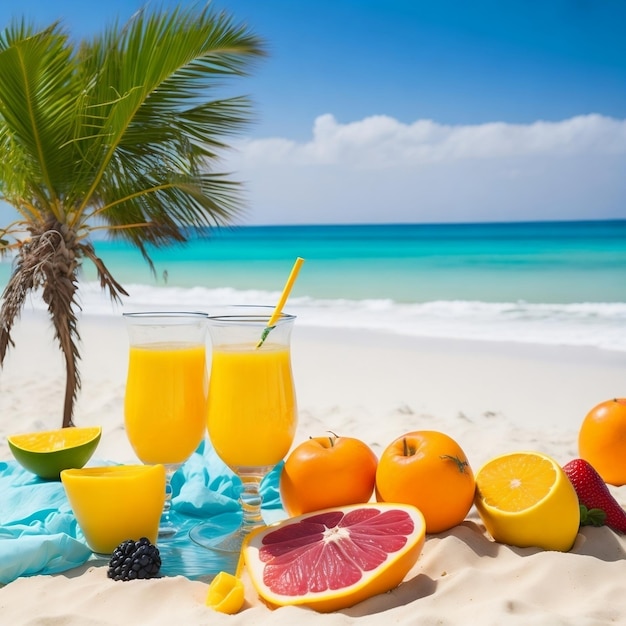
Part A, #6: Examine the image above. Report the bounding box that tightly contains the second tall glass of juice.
[193,305,297,552]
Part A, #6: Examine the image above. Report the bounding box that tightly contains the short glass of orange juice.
[123,311,208,538]
[190,305,297,553]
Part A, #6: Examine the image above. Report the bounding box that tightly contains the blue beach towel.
[0,440,284,584]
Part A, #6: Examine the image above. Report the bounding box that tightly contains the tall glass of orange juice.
[123,311,208,538]
[190,306,297,553]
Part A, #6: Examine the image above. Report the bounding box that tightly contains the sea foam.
[20,282,626,353]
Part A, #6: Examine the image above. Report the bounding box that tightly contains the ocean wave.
[14,282,623,353]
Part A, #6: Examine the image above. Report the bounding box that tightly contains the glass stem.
[159,466,178,538]
[238,467,271,535]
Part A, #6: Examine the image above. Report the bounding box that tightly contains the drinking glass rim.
[122,311,209,322]
[207,305,296,325]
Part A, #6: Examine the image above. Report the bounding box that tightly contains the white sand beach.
[1,309,626,625]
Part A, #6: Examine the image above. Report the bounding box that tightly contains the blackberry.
[107,537,161,581]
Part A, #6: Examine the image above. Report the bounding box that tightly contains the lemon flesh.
[206,571,245,614]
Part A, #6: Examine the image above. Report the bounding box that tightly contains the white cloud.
[1,114,623,226]
[235,113,626,169]
[227,114,626,224]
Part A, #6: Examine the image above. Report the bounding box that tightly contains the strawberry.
[562,458,626,533]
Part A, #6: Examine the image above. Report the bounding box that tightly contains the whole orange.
[579,398,626,486]
[279,434,378,516]
[375,430,475,533]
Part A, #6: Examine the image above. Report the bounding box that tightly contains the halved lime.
[8,426,102,480]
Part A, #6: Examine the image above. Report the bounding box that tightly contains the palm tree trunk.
[53,310,79,429]
[0,223,82,428]
[39,225,82,429]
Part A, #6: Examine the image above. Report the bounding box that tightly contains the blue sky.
[0,0,625,225]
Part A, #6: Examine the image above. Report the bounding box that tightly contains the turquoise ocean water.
[2,220,625,351]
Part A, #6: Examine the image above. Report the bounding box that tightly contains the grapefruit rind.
[243,502,426,613]
[7,426,102,480]
[474,451,580,552]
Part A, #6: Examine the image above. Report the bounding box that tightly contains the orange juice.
[125,343,207,465]
[207,343,297,469]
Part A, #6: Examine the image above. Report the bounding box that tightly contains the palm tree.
[0,5,265,428]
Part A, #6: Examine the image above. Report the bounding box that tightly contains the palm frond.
[71,4,264,235]
[0,22,80,214]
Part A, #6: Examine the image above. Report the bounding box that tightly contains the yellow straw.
[257,257,305,347]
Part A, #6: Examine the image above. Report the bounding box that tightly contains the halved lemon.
[206,571,245,614]
[474,451,580,552]
[61,464,165,554]
[243,502,426,613]
[7,426,102,480]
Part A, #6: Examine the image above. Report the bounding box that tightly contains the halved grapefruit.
[242,502,426,612]
[7,426,102,480]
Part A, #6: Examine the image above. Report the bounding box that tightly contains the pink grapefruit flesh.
[243,503,426,612]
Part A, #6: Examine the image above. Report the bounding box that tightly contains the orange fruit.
[206,571,245,614]
[474,451,580,552]
[375,430,475,533]
[578,398,626,486]
[243,503,425,612]
[279,434,377,516]
[8,426,102,480]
